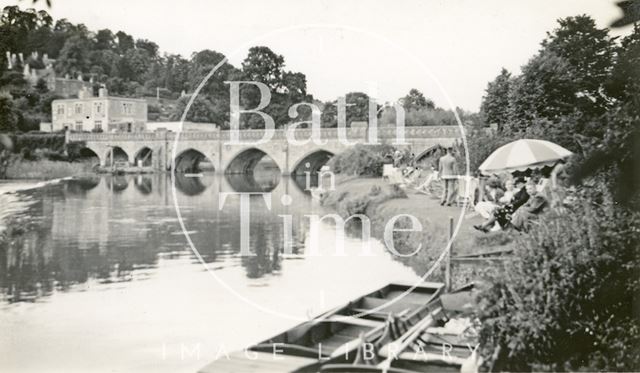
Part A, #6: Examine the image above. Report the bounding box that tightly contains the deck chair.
[414,172,436,192]
[455,176,478,208]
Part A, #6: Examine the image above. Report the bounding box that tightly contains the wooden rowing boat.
[198,281,444,373]
[319,283,480,373]
[250,282,444,356]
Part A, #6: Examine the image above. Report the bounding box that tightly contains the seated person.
[474,177,505,218]
[511,179,548,231]
[474,177,528,232]
[499,179,515,204]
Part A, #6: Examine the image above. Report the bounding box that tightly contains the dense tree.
[611,0,640,28]
[401,88,434,111]
[504,16,617,141]
[241,46,285,91]
[95,29,115,50]
[55,34,91,76]
[115,31,134,53]
[0,94,18,132]
[321,92,374,128]
[379,88,457,127]
[480,68,511,131]
[171,95,219,124]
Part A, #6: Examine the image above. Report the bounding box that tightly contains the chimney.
[6,52,11,69]
[18,52,23,63]
[98,86,108,97]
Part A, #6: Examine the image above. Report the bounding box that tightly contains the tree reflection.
[0,174,313,304]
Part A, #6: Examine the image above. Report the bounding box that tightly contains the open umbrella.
[479,139,572,175]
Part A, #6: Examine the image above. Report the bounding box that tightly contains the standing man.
[438,147,458,206]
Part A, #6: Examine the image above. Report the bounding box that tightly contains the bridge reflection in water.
[0,170,323,304]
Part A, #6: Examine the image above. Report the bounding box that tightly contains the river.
[0,172,420,373]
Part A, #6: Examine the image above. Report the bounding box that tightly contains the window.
[75,124,83,131]
[122,102,133,115]
[56,105,65,115]
[75,103,83,114]
[94,102,103,114]
[94,121,102,130]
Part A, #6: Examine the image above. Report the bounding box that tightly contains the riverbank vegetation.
[0,133,94,179]
[326,144,394,177]
[323,16,640,371]
[3,158,94,179]
[474,19,640,370]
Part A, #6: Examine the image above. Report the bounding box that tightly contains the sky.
[3,0,633,111]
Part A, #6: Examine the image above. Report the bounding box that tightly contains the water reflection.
[107,175,129,192]
[134,175,153,195]
[173,173,211,196]
[0,173,315,304]
[225,171,280,193]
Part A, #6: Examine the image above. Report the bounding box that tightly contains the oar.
[377,306,443,370]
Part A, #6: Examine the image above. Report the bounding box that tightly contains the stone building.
[51,87,147,132]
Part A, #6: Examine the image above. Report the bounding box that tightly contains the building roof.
[52,95,148,103]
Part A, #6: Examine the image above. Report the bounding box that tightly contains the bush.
[11,133,66,154]
[327,144,394,176]
[478,193,640,371]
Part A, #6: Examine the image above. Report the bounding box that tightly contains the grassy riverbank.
[321,176,516,286]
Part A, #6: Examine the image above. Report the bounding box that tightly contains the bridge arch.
[173,148,215,173]
[414,145,444,165]
[104,146,130,167]
[77,147,101,165]
[225,147,281,175]
[290,149,335,175]
[134,147,153,167]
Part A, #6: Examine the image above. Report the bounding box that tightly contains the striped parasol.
[479,139,572,175]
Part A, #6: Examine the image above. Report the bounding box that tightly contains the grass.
[321,176,516,285]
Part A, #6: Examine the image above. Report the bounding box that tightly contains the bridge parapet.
[67,125,461,143]
[377,125,462,139]
[67,131,168,142]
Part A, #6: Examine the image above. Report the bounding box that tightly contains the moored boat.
[198,281,444,373]
[319,283,481,373]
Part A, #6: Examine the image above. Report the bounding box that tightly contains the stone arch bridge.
[67,126,462,175]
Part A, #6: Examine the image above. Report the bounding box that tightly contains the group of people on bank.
[472,158,569,233]
[472,176,548,232]
[384,144,569,234]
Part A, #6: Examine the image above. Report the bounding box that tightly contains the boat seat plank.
[325,316,383,328]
